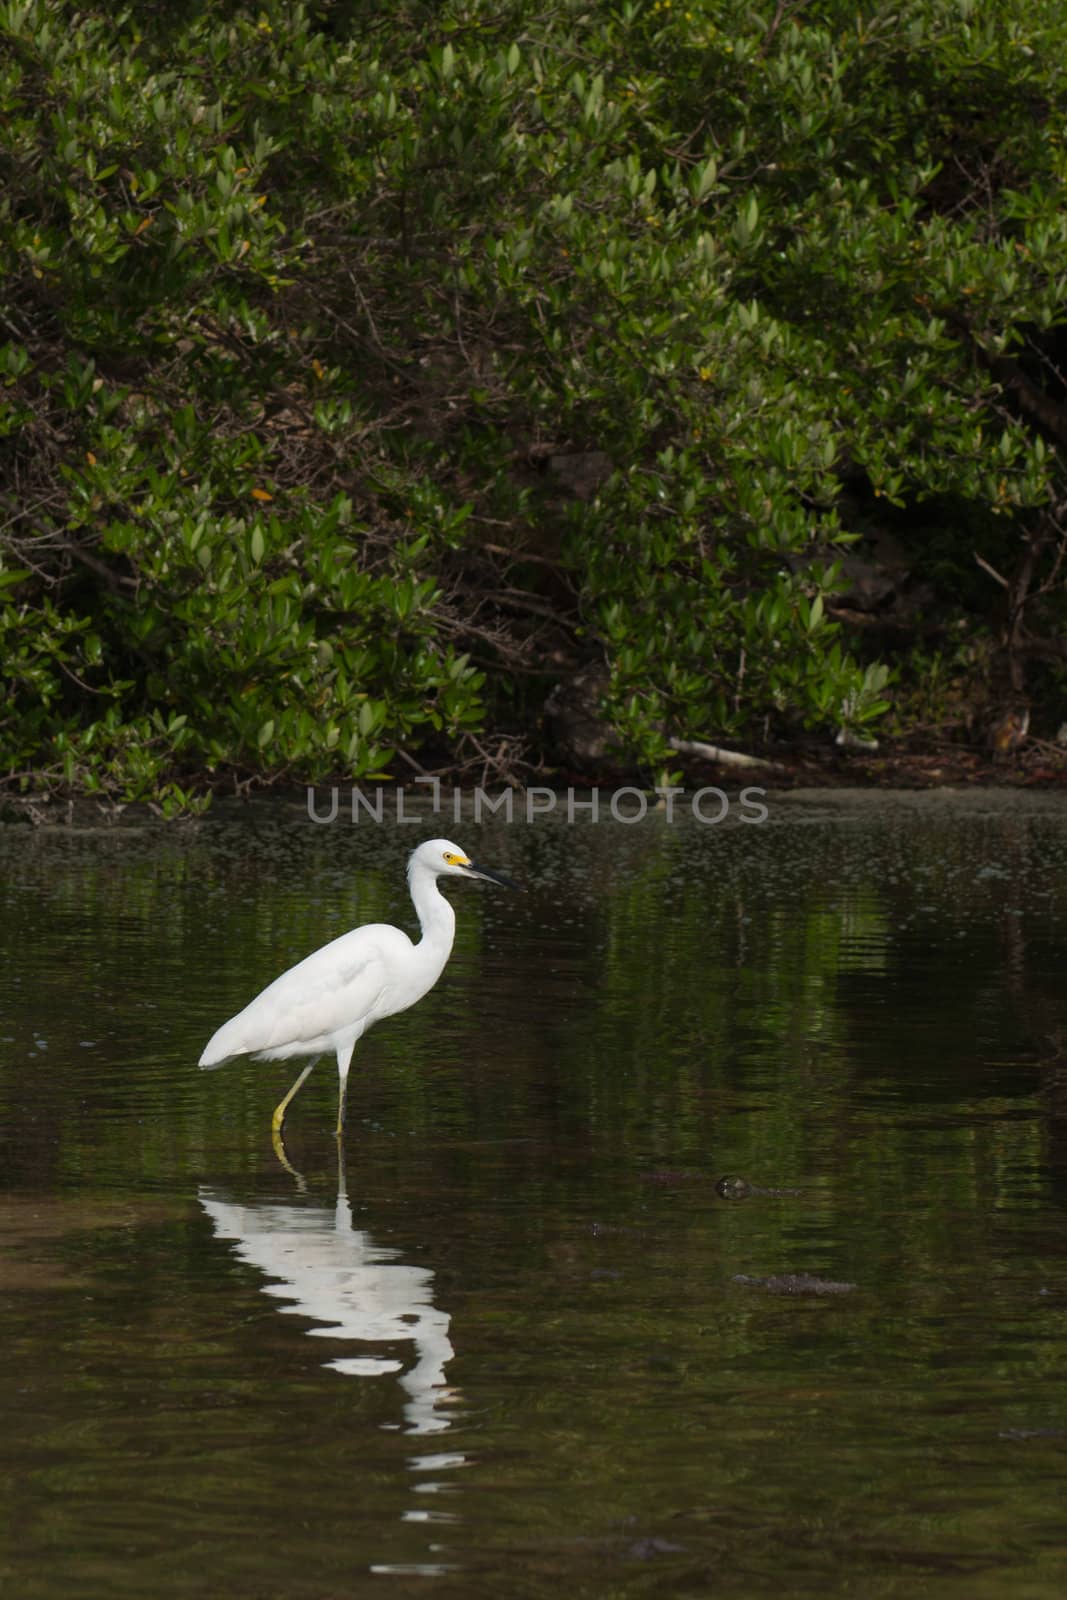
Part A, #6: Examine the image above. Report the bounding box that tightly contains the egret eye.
[443,851,458,864]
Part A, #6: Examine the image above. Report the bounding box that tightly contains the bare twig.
[974,551,1010,589]
[760,0,810,54]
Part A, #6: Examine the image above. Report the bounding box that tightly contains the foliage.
[2,0,1066,803]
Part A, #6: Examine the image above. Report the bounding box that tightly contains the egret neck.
[408,852,458,986]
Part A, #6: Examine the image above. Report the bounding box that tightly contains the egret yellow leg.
[271,1059,318,1138]
[335,1076,349,1142]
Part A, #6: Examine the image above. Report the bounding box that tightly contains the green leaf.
[692,154,718,203]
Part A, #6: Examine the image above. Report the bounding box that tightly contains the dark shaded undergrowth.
[3,0,1067,811]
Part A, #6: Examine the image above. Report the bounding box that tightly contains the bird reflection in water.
[199,1161,458,1436]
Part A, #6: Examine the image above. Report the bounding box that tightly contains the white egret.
[198,838,519,1140]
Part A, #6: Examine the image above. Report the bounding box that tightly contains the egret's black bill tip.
[469,861,523,891]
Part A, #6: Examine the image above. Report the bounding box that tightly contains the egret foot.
[271,1059,318,1140]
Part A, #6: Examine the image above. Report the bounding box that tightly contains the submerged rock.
[715,1175,802,1199]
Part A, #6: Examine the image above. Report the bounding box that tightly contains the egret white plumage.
[198,838,519,1140]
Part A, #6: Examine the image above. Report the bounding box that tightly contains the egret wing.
[203,927,401,1063]
[250,936,391,1052]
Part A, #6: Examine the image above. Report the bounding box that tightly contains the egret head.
[412,838,521,890]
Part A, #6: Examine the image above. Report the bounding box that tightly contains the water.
[2,793,1066,1597]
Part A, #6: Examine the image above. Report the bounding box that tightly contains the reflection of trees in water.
[200,1184,457,1435]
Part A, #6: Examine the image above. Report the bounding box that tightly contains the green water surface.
[1,793,1066,1598]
